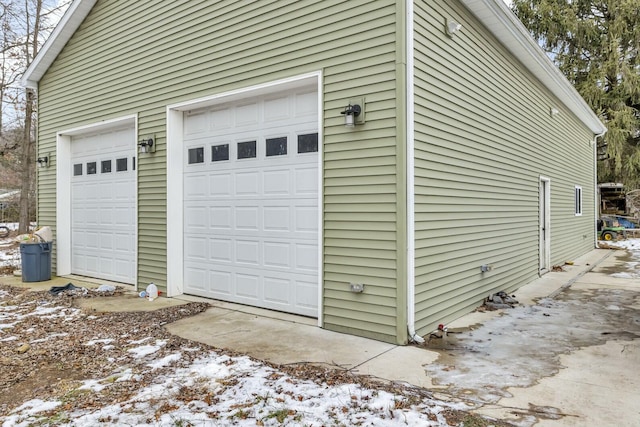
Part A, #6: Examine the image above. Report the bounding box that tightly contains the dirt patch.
[0,365,86,410]
[0,284,514,426]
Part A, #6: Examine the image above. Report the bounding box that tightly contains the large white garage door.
[70,128,136,284]
[183,86,319,317]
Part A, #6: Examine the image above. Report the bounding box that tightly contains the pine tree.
[512,0,640,186]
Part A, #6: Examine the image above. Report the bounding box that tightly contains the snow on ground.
[425,238,640,407]
[602,238,640,278]
[0,290,469,426]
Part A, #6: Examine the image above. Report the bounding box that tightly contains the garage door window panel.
[297,133,318,154]
[101,160,112,173]
[74,164,83,176]
[87,162,97,175]
[237,141,257,159]
[116,158,127,172]
[188,147,204,164]
[212,144,229,162]
[266,137,287,157]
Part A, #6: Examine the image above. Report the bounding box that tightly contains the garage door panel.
[184,266,207,290]
[209,270,231,293]
[295,206,318,233]
[211,174,234,196]
[100,234,113,251]
[263,241,291,268]
[235,172,259,195]
[210,207,232,229]
[263,206,290,232]
[184,86,319,317]
[235,240,259,265]
[236,273,259,299]
[211,238,233,262]
[185,236,208,260]
[263,169,291,195]
[71,128,136,284]
[264,276,290,304]
[295,243,318,271]
[295,167,318,194]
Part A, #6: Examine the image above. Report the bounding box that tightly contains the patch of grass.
[460,413,496,427]
[60,387,90,404]
[229,409,250,420]
[170,416,194,427]
[262,408,297,423]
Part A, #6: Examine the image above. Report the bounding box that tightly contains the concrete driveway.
[165,248,640,426]
[4,246,637,425]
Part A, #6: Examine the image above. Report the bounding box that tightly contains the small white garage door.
[70,127,136,284]
[183,86,319,317]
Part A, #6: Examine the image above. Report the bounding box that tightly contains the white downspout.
[593,130,606,249]
[406,0,424,344]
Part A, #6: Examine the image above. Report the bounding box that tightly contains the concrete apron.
[167,247,639,425]
[2,248,637,425]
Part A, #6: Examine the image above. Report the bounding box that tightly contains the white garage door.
[70,128,136,284]
[183,87,319,317]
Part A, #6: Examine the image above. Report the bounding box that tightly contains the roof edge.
[460,0,606,135]
[22,0,606,136]
[21,0,97,89]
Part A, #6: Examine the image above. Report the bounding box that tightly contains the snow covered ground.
[2,237,638,426]
[0,289,472,426]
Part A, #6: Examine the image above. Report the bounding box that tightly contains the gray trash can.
[20,242,52,282]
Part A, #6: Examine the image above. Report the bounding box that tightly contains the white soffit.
[21,0,97,89]
[460,0,606,135]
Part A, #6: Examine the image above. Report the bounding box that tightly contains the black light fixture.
[36,155,49,168]
[138,136,155,154]
[341,104,362,128]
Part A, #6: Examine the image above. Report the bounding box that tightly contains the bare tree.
[1,0,71,232]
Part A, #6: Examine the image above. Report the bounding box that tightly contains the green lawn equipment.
[597,218,626,241]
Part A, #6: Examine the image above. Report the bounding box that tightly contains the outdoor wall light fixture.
[36,155,49,168]
[446,18,462,37]
[138,136,156,154]
[341,103,362,127]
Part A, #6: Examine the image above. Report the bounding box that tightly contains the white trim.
[166,108,184,297]
[56,114,138,282]
[22,0,97,88]
[166,72,323,320]
[539,176,551,273]
[405,0,423,344]
[593,134,603,248]
[315,74,324,327]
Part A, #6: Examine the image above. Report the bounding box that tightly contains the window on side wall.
[575,186,583,216]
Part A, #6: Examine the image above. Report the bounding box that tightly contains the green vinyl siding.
[36,0,403,343]
[412,1,595,334]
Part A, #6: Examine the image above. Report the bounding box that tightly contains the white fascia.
[459,0,605,135]
[22,0,97,89]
